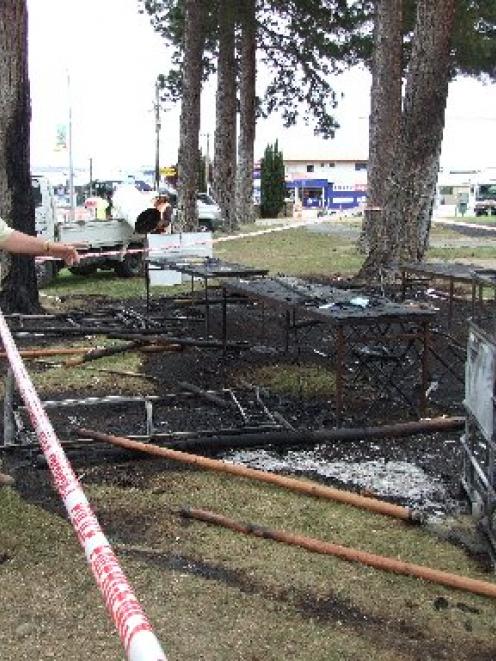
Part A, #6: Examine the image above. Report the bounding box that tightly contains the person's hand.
[48,242,80,266]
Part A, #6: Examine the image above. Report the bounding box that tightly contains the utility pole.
[89,157,93,197]
[67,72,75,221]
[154,78,161,192]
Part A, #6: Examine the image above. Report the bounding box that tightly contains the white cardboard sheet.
[147,232,213,287]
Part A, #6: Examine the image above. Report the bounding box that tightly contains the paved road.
[302,215,496,248]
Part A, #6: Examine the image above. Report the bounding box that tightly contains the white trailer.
[32,175,147,285]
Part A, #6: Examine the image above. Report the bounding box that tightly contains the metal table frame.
[145,258,268,335]
[221,277,435,421]
[400,261,496,324]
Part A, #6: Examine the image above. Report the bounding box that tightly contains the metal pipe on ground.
[77,428,423,523]
[179,506,496,600]
[148,416,465,453]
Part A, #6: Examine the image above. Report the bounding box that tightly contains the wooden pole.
[63,341,146,367]
[0,473,14,487]
[178,381,230,408]
[77,428,422,522]
[155,416,464,453]
[0,344,182,361]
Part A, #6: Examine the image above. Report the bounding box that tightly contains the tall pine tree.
[0,0,40,312]
[260,141,286,219]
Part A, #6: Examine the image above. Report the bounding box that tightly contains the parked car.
[134,179,153,192]
[196,192,222,231]
[159,187,223,231]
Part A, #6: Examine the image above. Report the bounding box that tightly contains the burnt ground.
[3,274,496,660]
[1,278,485,527]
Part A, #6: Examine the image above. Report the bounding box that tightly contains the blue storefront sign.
[286,178,367,210]
[286,179,330,208]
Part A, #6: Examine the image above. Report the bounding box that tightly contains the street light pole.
[154,79,161,192]
[89,157,93,197]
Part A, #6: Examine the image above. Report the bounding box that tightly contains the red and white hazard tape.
[34,215,334,263]
[0,310,166,660]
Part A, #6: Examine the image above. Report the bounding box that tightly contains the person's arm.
[0,231,80,266]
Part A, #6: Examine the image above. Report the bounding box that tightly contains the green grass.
[235,363,336,398]
[29,344,156,397]
[44,268,190,300]
[216,227,363,277]
[439,214,496,225]
[428,245,496,260]
[2,467,495,660]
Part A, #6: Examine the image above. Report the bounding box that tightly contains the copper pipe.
[77,428,422,522]
[180,506,496,600]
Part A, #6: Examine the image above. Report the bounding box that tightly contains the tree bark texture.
[213,0,237,231]
[177,0,207,231]
[398,0,455,262]
[0,0,40,313]
[362,0,455,277]
[235,0,256,228]
[358,0,402,256]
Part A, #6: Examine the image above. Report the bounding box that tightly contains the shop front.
[286,178,367,211]
[285,178,331,209]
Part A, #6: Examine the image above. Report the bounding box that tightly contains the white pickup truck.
[32,175,146,286]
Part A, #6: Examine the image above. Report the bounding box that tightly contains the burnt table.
[222,277,437,420]
[146,256,269,335]
[400,261,496,324]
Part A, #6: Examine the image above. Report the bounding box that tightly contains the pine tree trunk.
[213,0,237,232]
[0,0,40,313]
[176,0,207,232]
[399,0,455,261]
[362,0,455,278]
[358,0,402,258]
[235,0,256,228]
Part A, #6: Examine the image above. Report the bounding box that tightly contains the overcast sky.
[27,0,496,176]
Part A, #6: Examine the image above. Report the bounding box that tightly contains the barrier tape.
[34,215,338,263]
[0,310,167,661]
